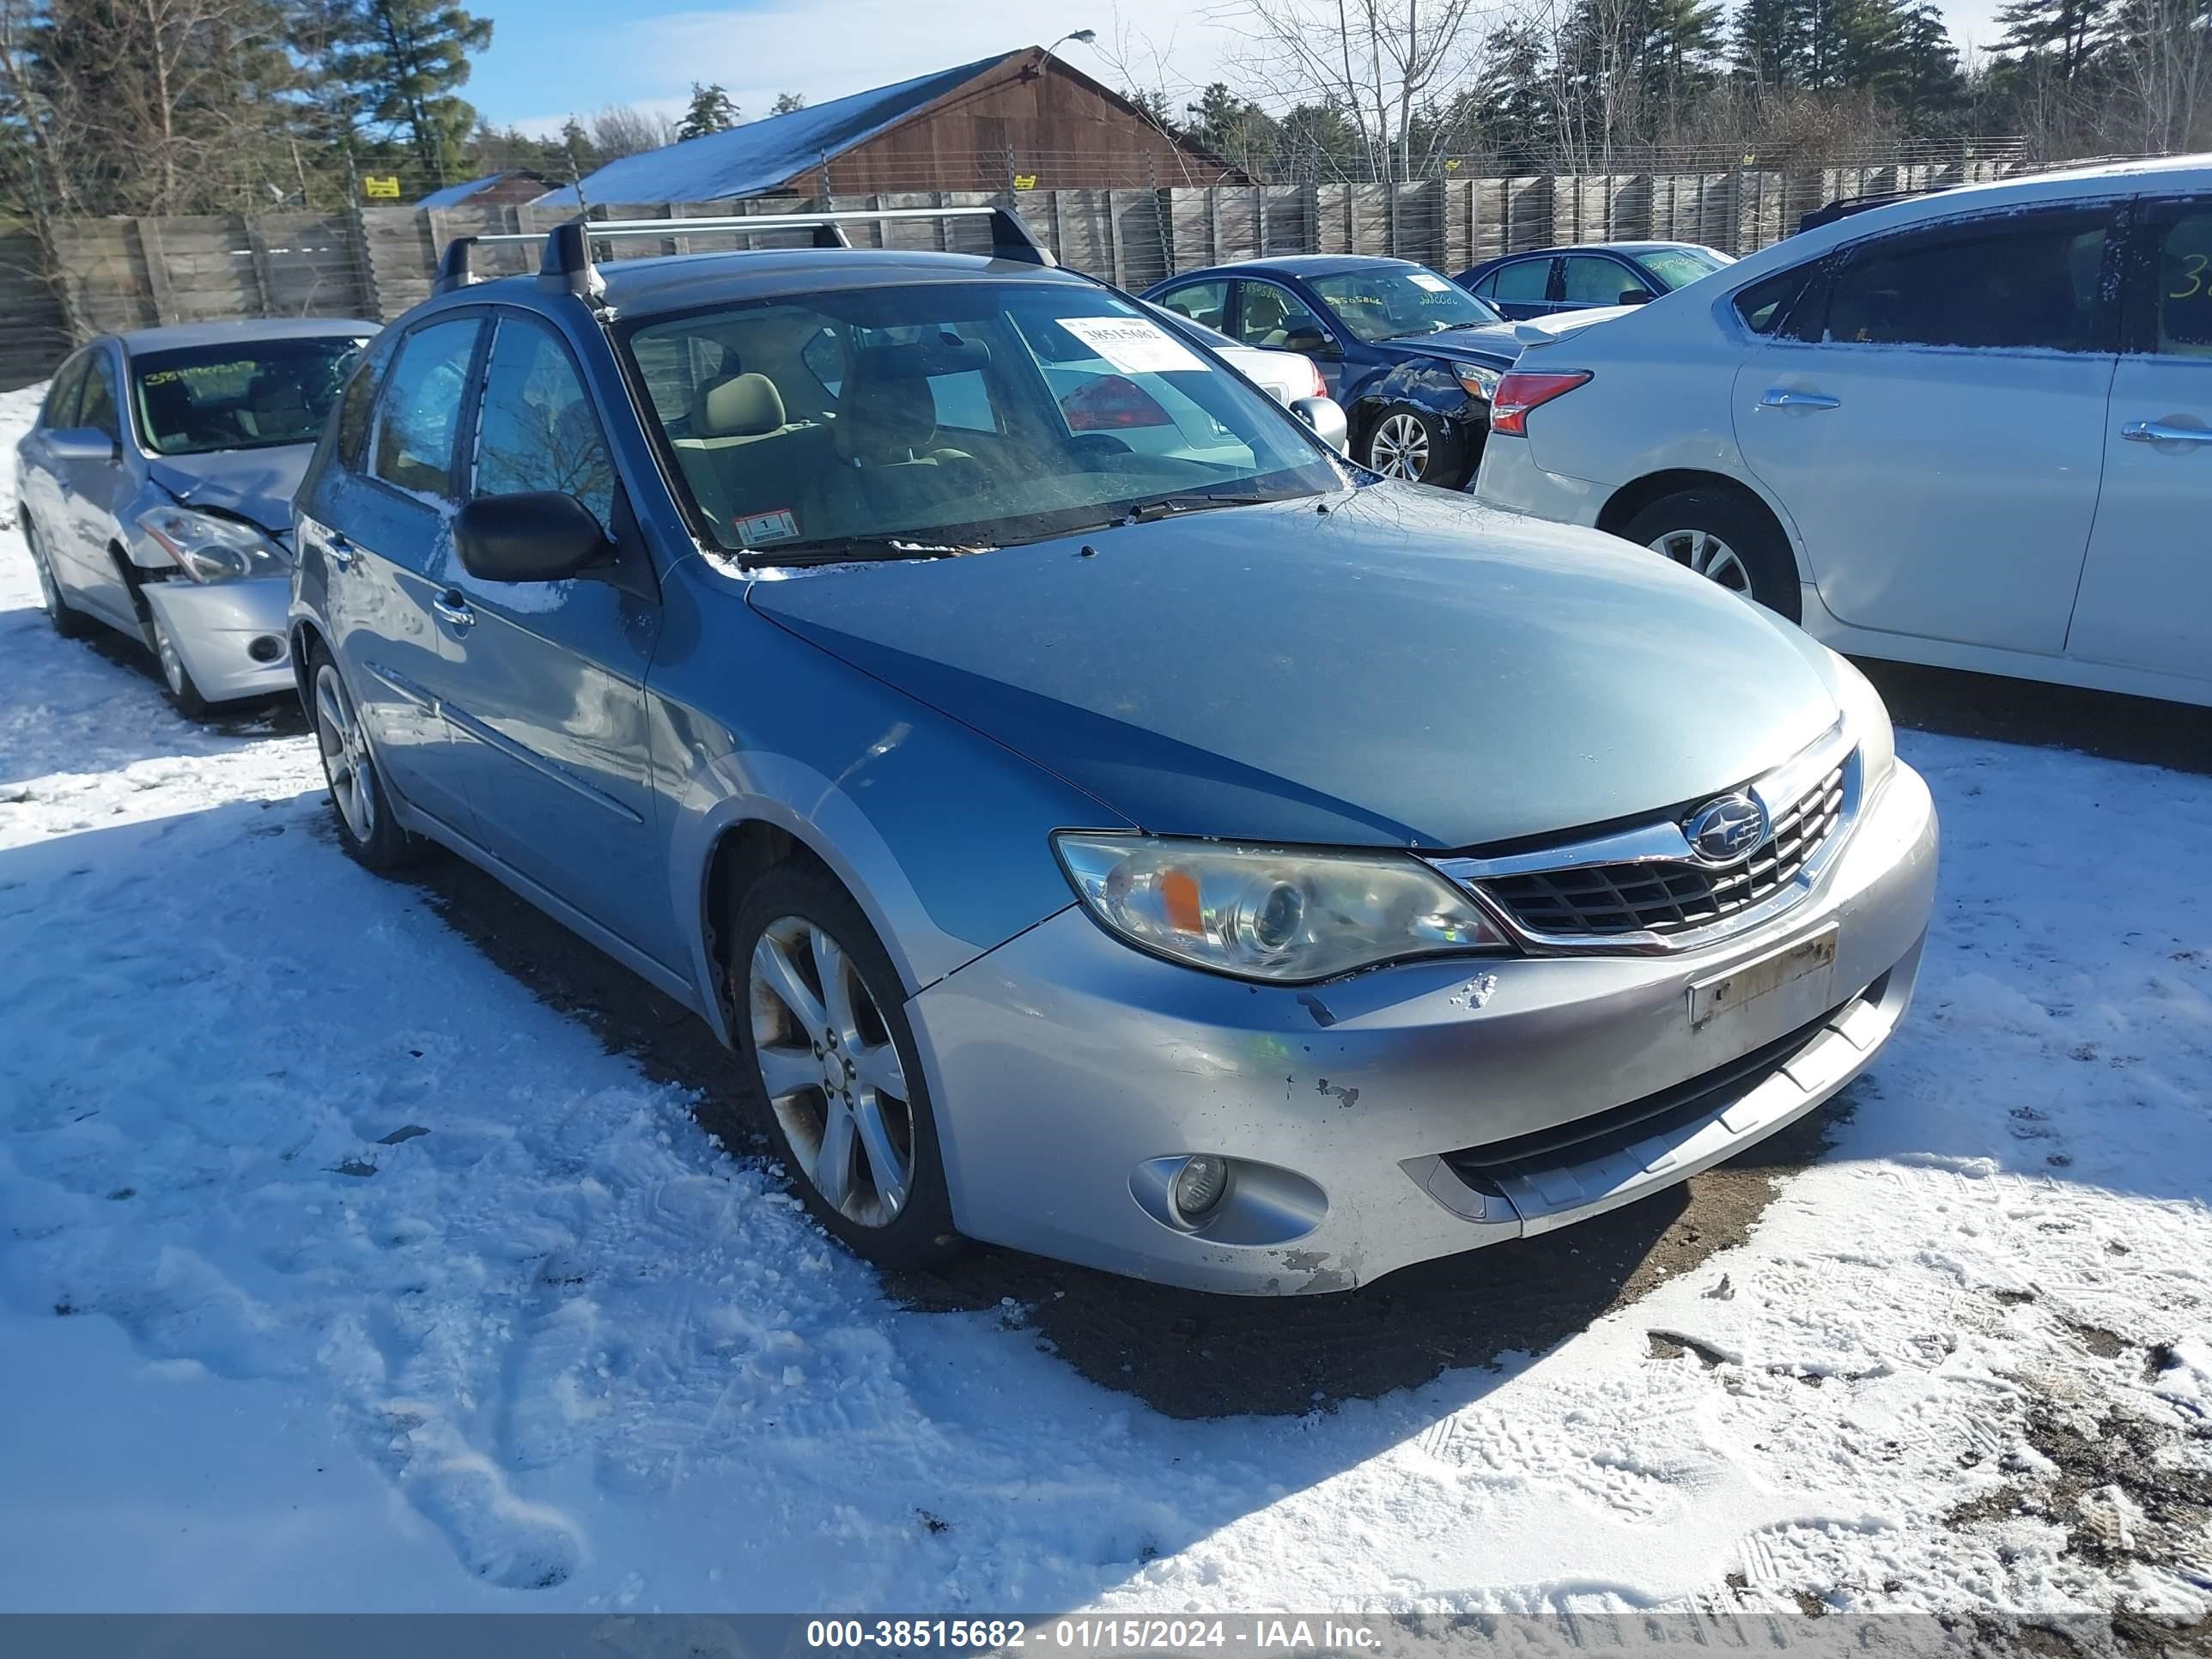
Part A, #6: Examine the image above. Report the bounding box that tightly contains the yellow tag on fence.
[363,175,401,200]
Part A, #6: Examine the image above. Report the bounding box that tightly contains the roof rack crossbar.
[432,203,1054,306]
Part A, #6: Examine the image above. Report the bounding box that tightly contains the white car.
[1475,155,2212,708]
[1142,301,1327,405]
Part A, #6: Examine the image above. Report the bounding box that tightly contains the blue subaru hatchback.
[288,207,1936,1294]
[1141,256,1522,487]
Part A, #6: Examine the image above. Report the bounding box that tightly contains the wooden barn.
[542,47,1243,206]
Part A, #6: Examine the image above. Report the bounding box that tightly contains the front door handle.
[325,533,357,571]
[2121,418,2212,446]
[432,591,475,628]
[1758,387,1842,411]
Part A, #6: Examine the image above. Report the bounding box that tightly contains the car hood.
[1376,325,1519,369]
[744,486,1844,851]
[146,444,315,537]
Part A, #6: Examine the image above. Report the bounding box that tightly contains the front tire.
[25,524,93,639]
[149,612,213,720]
[1363,405,1468,488]
[1621,489,1802,622]
[728,865,961,1271]
[307,644,420,872]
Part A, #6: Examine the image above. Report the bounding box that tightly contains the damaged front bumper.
[908,760,1938,1294]
[140,574,295,703]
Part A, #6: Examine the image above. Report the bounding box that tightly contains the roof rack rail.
[432,204,1054,301]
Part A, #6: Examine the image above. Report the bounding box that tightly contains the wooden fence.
[0,160,2012,389]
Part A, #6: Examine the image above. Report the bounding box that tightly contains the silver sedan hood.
[746,485,1842,850]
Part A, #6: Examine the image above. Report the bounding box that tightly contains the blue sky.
[462,0,2010,138]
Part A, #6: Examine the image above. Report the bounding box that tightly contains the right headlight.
[1831,652,1896,792]
[1054,834,1511,983]
[137,505,289,584]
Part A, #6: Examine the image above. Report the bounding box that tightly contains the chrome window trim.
[1430,719,1860,957]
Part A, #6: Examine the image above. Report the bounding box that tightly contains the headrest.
[836,343,980,463]
[696,373,786,438]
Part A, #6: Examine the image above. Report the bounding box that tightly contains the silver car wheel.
[1649,527,1753,597]
[749,916,915,1228]
[1369,412,1430,481]
[152,617,186,696]
[30,537,62,615]
[313,662,377,844]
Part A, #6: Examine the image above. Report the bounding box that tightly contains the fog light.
[247,635,283,663]
[1173,1154,1230,1221]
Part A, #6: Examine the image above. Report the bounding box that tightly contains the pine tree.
[319,0,494,188]
[1733,0,1810,87]
[769,91,806,115]
[676,81,738,139]
[1995,0,2111,80]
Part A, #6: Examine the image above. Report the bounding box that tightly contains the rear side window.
[471,315,617,530]
[1818,209,2113,352]
[371,318,479,499]
[2136,201,2212,357]
[1490,259,1552,304]
[1735,266,1814,336]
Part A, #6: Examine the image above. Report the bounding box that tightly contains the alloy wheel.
[748,915,915,1228]
[1648,527,1754,598]
[313,662,377,844]
[153,617,186,696]
[1368,412,1431,481]
[31,538,62,616]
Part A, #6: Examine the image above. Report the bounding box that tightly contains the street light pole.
[1043,28,1097,57]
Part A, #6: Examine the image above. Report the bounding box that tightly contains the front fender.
[652,565,1133,1045]
[1347,358,1485,441]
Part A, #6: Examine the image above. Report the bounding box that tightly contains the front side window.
[1562,256,1638,306]
[1488,259,1552,305]
[1235,282,1326,349]
[131,336,370,457]
[1735,265,1814,336]
[472,316,617,529]
[623,281,1344,558]
[42,355,89,429]
[1309,266,1502,340]
[1817,209,2113,352]
[2139,202,2212,357]
[76,356,120,441]
[371,318,479,500]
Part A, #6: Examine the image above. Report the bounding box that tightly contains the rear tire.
[1620,488,1802,622]
[25,524,93,640]
[727,864,962,1272]
[307,643,422,872]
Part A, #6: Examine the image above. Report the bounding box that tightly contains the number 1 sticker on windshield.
[1057,316,1206,376]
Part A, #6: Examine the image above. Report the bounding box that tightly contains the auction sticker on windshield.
[736,507,801,544]
[1057,316,1207,376]
[1408,271,1453,292]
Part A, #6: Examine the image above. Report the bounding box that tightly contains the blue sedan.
[1456,241,1735,320]
[1142,256,1522,487]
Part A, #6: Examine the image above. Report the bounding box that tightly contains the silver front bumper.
[140,575,295,702]
[910,760,1938,1294]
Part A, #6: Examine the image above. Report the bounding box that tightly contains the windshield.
[1309,268,1501,342]
[1639,247,1732,290]
[131,337,369,457]
[623,282,1346,559]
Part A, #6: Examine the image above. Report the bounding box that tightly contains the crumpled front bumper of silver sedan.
[908,756,1938,1295]
[139,574,295,703]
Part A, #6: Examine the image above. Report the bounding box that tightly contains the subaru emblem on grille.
[1685,793,1767,865]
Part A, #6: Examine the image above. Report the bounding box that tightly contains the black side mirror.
[1618,288,1655,306]
[453,491,609,583]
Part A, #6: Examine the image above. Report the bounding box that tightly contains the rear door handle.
[432,591,475,628]
[2121,419,2212,446]
[1758,387,1842,411]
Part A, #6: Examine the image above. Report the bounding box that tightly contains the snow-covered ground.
[1,380,2208,1621]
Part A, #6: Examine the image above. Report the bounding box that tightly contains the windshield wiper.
[1118,491,1280,525]
[731,535,993,568]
